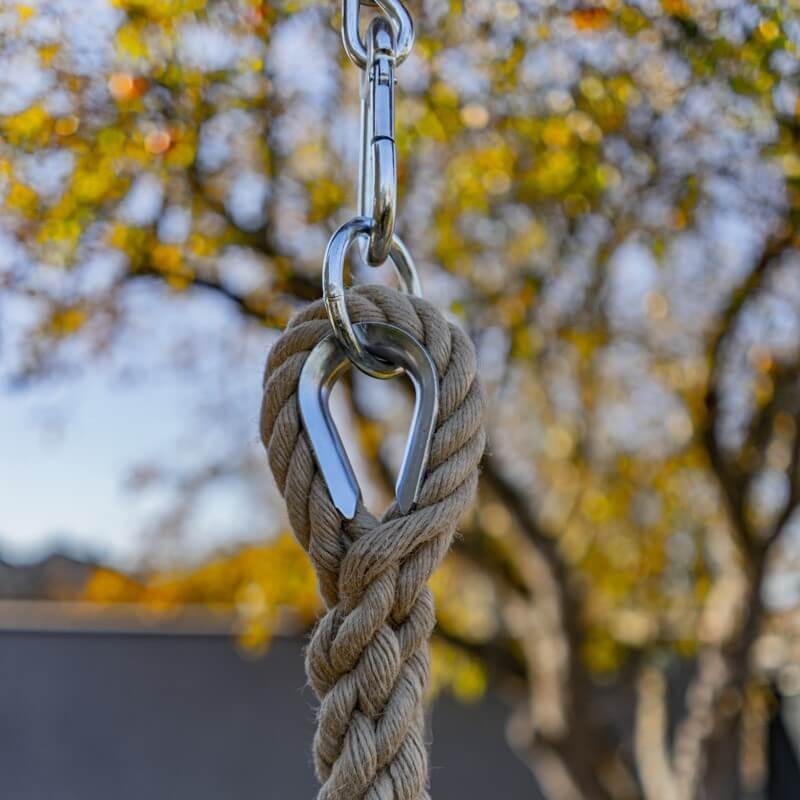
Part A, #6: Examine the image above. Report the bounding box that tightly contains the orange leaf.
[570,8,611,31]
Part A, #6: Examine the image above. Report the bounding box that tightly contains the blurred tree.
[2,0,800,798]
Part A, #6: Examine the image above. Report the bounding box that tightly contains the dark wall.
[769,690,800,800]
[0,632,538,800]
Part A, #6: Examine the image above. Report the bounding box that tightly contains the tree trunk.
[703,707,745,799]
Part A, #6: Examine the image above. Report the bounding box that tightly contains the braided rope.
[261,284,485,800]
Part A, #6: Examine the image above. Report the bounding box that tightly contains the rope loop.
[261,284,486,800]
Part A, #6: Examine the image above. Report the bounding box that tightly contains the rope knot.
[260,284,485,800]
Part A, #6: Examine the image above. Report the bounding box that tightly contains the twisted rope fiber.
[261,284,486,800]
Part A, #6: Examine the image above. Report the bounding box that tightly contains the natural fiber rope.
[260,284,485,800]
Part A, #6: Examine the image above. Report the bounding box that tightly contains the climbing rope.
[260,3,486,797]
[261,287,485,798]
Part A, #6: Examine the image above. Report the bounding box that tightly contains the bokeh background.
[1,0,800,798]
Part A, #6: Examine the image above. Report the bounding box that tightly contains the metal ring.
[323,216,422,379]
[359,17,396,265]
[342,0,415,69]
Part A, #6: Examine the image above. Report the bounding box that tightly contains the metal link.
[359,16,396,266]
[320,1,418,367]
[323,217,422,379]
[342,0,415,69]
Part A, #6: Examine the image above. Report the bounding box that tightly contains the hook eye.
[298,321,439,519]
[342,0,415,69]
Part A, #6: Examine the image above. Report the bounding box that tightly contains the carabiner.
[323,216,422,380]
[299,321,439,519]
[342,0,415,70]
[359,16,397,266]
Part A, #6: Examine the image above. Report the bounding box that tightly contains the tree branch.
[702,227,796,564]
[684,226,797,794]
[479,452,587,669]
[126,266,320,327]
[767,377,800,547]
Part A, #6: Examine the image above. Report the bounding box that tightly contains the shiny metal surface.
[323,217,422,379]
[342,0,414,69]
[358,17,397,265]
[298,322,440,519]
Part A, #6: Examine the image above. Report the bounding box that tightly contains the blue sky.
[0,282,281,567]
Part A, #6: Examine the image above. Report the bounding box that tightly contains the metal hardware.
[299,321,439,519]
[302,0,436,518]
[359,16,397,265]
[342,0,414,69]
[323,216,421,379]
